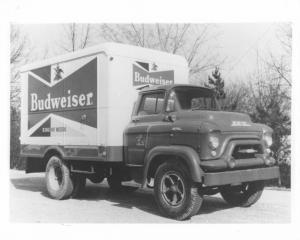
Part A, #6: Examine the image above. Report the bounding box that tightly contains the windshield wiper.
[191,106,218,111]
[191,106,208,111]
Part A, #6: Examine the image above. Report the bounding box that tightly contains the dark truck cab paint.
[121,84,279,219]
[125,84,279,186]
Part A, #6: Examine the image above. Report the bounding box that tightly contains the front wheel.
[219,180,265,207]
[154,162,203,220]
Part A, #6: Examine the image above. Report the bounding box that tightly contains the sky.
[20,23,286,83]
[216,23,283,80]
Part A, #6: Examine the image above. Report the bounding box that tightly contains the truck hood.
[176,110,270,133]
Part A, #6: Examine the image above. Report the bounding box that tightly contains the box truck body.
[20,43,189,162]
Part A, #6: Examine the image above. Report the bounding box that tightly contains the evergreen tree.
[206,67,226,99]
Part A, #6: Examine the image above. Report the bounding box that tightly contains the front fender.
[142,145,204,187]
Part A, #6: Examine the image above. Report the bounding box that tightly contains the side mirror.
[166,99,175,112]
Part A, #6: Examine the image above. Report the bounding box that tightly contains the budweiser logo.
[132,62,174,86]
[28,58,97,130]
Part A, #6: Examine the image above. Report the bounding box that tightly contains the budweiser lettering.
[30,90,94,111]
[134,72,173,85]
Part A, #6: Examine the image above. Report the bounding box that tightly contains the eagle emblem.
[54,64,64,81]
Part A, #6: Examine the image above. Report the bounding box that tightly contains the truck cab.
[122,84,279,220]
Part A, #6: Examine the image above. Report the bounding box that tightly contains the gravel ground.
[10,170,291,223]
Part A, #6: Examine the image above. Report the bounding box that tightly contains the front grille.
[232,144,262,159]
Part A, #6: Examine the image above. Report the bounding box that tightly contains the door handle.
[132,118,140,123]
[171,127,183,132]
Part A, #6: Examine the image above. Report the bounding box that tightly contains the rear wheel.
[154,161,203,220]
[45,156,74,200]
[88,175,104,184]
[219,181,265,207]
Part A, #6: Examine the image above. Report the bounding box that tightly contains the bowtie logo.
[28,58,97,131]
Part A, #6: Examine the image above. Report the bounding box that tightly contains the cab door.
[125,91,171,166]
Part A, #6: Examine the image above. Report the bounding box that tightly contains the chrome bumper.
[202,166,280,186]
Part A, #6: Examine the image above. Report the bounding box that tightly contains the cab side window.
[138,92,165,116]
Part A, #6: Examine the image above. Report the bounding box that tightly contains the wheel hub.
[170,185,177,192]
[161,172,185,207]
[48,166,63,191]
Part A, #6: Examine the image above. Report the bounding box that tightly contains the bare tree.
[248,60,291,187]
[59,23,93,52]
[11,26,27,64]
[267,23,292,87]
[98,24,223,82]
[10,25,31,170]
[10,25,30,107]
[276,23,292,55]
[223,81,251,112]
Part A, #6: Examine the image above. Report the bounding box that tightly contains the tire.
[71,175,86,198]
[154,161,203,220]
[219,180,265,207]
[45,156,74,200]
[88,175,104,184]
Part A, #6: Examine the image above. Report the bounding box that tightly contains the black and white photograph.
[9,22,292,223]
[1,0,300,239]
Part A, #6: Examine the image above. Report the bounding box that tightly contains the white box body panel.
[20,43,189,148]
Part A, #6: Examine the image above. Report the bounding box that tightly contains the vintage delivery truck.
[20,42,279,220]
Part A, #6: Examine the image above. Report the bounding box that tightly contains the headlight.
[208,135,220,150]
[263,132,273,147]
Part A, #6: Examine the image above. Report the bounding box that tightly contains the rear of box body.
[20,43,189,162]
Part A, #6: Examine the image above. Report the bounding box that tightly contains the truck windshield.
[173,87,219,111]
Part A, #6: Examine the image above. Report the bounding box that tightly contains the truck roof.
[20,42,188,72]
[138,84,212,93]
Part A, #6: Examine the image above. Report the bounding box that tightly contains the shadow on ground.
[10,176,232,219]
